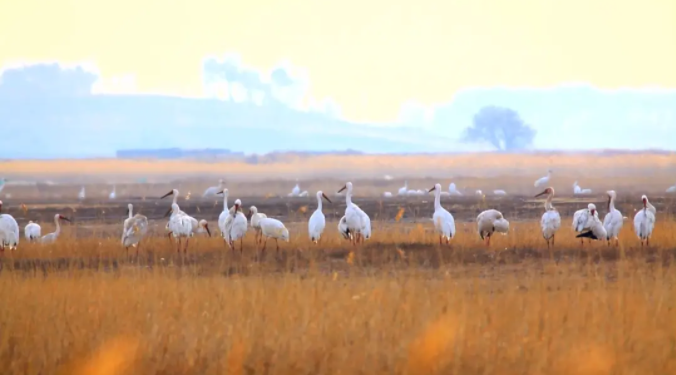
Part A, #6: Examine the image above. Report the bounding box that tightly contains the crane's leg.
[552,235,555,246]
[439,235,442,246]
[262,237,268,253]
[136,242,140,260]
[184,238,189,254]
[167,232,173,243]
[615,238,619,247]
[275,238,280,253]
[240,238,244,254]
[647,237,650,246]
[177,238,181,253]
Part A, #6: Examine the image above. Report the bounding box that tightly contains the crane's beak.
[428,186,435,192]
[233,204,239,217]
[337,185,347,193]
[322,193,332,203]
[216,190,224,195]
[534,190,548,197]
[125,208,129,216]
[164,207,172,217]
[59,215,71,222]
[160,190,173,199]
[205,224,211,237]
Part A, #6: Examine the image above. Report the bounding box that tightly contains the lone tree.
[463,106,536,151]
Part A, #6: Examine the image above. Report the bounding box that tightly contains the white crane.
[398,181,408,196]
[259,217,290,253]
[535,187,561,249]
[249,206,267,244]
[573,181,592,195]
[161,188,188,238]
[78,186,86,201]
[476,209,510,246]
[203,179,225,197]
[108,185,116,200]
[40,213,71,244]
[633,195,656,246]
[475,190,483,196]
[575,207,607,242]
[227,199,248,252]
[382,191,393,198]
[428,183,456,245]
[337,182,369,245]
[667,184,676,193]
[121,203,148,256]
[572,203,598,244]
[603,190,623,246]
[24,221,41,242]
[448,183,462,196]
[361,213,372,241]
[0,200,19,251]
[338,215,351,240]
[308,191,332,243]
[493,190,507,196]
[216,189,230,245]
[193,219,211,236]
[534,169,552,188]
[165,203,194,254]
[288,180,302,197]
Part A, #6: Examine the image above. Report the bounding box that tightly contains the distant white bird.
[249,206,267,244]
[534,169,552,188]
[203,179,225,197]
[337,182,369,245]
[298,190,309,197]
[448,183,462,196]
[493,190,507,196]
[573,181,592,195]
[24,221,41,242]
[603,190,623,246]
[227,199,248,252]
[398,181,408,196]
[428,183,456,245]
[475,190,483,196]
[338,215,351,240]
[407,189,419,196]
[308,191,332,243]
[165,203,194,253]
[288,180,302,197]
[121,203,148,256]
[572,203,598,244]
[108,185,116,200]
[476,209,509,246]
[0,200,19,251]
[40,213,71,244]
[259,217,290,252]
[633,195,656,246]
[78,186,86,201]
[383,192,393,198]
[535,187,561,249]
[576,206,607,242]
[667,184,676,193]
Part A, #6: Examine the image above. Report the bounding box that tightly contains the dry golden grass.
[2,215,676,374]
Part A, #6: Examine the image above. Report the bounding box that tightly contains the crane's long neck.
[345,190,353,207]
[54,217,61,235]
[223,194,228,211]
[609,195,616,211]
[128,206,133,219]
[545,194,554,210]
[434,190,441,210]
[317,195,323,211]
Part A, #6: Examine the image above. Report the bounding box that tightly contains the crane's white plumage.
[203,179,225,197]
[535,187,561,248]
[633,195,656,246]
[166,203,194,253]
[259,217,289,252]
[667,184,676,193]
[448,182,462,196]
[383,191,393,198]
[308,191,331,243]
[572,203,598,244]
[476,209,509,246]
[288,180,302,197]
[0,200,19,250]
[398,181,408,196]
[40,213,70,244]
[338,215,351,240]
[216,189,230,243]
[576,206,607,242]
[603,190,623,245]
[534,169,552,188]
[78,186,86,201]
[24,221,41,242]
[227,199,248,252]
[429,183,456,244]
[493,190,507,196]
[121,203,149,253]
[337,182,370,244]
[573,181,592,195]
[249,205,267,244]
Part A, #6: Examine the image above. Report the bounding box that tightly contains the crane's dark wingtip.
[576,231,598,240]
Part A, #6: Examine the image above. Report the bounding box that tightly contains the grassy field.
[2,153,676,374]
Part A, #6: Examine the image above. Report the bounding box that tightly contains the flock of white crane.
[0,170,667,253]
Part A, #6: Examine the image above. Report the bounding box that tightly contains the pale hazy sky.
[1,0,675,122]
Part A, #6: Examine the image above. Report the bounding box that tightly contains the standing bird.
[448,182,462,196]
[535,187,561,249]
[165,203,194,254]
[249,206,267,244]
[308,191,332,243]
[227,199,248,252]
[121,203,148,256]
[534,169,552,188]
[24,221,41,242]
[633,195,656,246]
[259,217,290,252]
[603,190,623,246]
[40,214,71,244]
[573,181,592,195]
[203,179,225,198]
[576,206,608,242]
[216,189,230,244]
[337,182,369,245]
[398,181,408,196]
[161,189,189,238]
[572,203,598,244]
[0,200,19,251]
[476,209,510,246]
[109,185,117,200]
[428,183,456,245]
[288,180,302,197]
[78,186,86,201]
